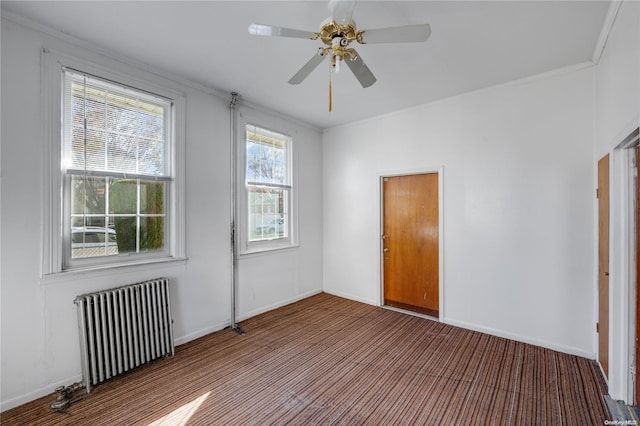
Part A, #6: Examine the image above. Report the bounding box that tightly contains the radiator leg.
[50,382,86,413]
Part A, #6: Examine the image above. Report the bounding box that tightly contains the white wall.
[594,1,640,159]
[593,0,640,402]
[323,65,596,358]
[0,17,323,411]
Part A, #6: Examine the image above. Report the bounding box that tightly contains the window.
[63,70,172,267]
[240,123,296,252]
[41,47,186,276]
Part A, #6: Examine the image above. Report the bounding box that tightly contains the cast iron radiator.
[74,278,174,393]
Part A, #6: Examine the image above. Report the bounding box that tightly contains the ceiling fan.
[248,0,431,110]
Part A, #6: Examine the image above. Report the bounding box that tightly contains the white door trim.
[608,125,639,403]
[377,166,444,322]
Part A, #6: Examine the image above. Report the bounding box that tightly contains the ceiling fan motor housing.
[316,18,361,68]
[317,18,362,47]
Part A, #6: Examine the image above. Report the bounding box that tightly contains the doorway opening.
[598,154,610,378]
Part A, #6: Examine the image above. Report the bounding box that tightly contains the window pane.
[140,181,165,214]
[248,187,288,241]
[71,176,106,216]
[105,133,131,172]
[76,129,106,171]
[140,216,164,252]
[112,216,136,255]
[138,107,165,140]
[245,125,289,185]
[71,218,117,259]
[71,127,85,167]
[85,92,106,129]
[139,138,165,175]
[246,141,286,185]
[106,93,139,134]
[109,179,137,214]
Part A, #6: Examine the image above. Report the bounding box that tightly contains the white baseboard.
[176,290,325,345]
[1,374,83,413]
[174,321,229,346]
[236,289,323,322]
[322,288,377,306]
[320,291,595,360]
[444,317,596,360]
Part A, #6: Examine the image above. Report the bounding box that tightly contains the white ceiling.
[2,1,610,129]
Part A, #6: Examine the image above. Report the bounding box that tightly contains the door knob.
[383,248,389,252]
[381,234,389,240]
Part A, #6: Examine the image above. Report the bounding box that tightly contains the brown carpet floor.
[1,292,610,425]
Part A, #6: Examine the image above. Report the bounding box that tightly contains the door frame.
[636,146,639,406]
[378,166,444,322]
[607,125,639,403]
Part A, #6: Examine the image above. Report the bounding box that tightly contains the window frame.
[41,47,186,277]
[237,111,298,255]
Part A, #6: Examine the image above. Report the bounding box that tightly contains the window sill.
[41,256,188,285]
[239,243,300,258]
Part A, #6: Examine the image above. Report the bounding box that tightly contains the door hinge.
[596,322,599,333]
[596,188,600,199]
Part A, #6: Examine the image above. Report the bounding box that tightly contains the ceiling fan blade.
[360,23,431,44]
[248,24,316,40]
[344,52,376,88]
[288,53,327,85]
[329,0,356,25]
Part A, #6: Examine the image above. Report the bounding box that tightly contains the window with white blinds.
[62,69,173,264]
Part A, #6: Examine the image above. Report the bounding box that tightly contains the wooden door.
[383,173,439,317]
[598,154,610,377]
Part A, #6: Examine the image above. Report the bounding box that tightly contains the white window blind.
[63,69,172,181]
